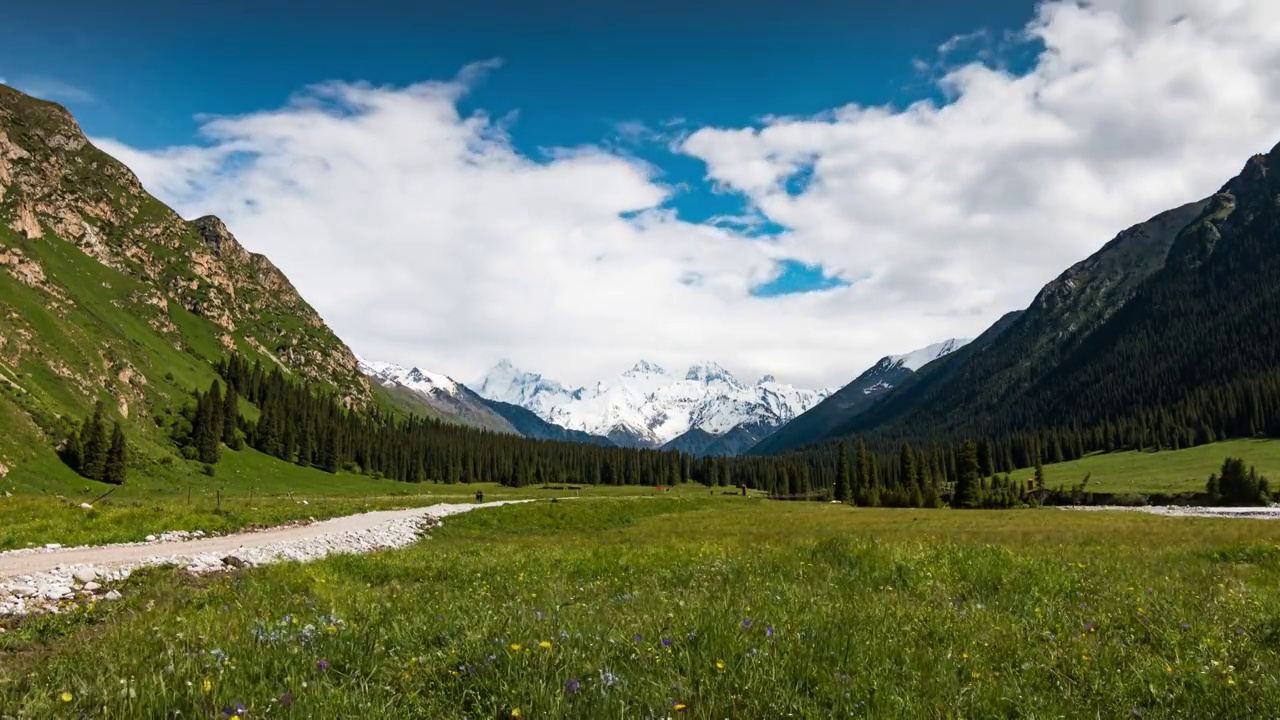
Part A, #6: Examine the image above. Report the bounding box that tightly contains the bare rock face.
[0,84,371,407]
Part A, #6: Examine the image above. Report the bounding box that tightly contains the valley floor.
[3,497,1279,717]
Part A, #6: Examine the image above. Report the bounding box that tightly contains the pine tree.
[103,421,128,485]
[951,440,982,508]
[222,384,240,448]
[834,443,851,503]
[82,401,109,481]
[62,427,83,474]
[1034,444,1046,491]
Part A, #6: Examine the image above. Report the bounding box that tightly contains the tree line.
[59,400,128,485]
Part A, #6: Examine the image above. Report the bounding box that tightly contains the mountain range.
[3,79,1278,492]
[755,141,1280,454]
[472,359,831,454]
[750,338,971,455]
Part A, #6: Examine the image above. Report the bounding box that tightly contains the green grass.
[4,499,1280,717]
[0,462,745,550]
[1007,438,1280,495]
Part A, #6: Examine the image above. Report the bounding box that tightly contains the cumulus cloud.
[96,1,1280,389]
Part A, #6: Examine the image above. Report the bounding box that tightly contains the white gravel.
[0,500,529,617]
[1059,504,1280,519]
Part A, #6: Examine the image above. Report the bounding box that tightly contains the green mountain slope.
[789,143,1280,450]
[0,84,366,488]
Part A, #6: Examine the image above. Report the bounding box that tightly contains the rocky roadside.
[0,500,530,618]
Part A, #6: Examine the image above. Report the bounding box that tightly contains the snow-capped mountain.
[358,357,464,397]
[470,360,831,450]
[471,359,584,419]
[357,356,516,434]
[888,338,970,372]
[748,337,972,455]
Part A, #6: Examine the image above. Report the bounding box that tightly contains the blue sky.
[5,1,1276,387]
[3,0,1036,297]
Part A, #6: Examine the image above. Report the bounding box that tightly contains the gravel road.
[0,500,529,616]
[1059,505,1280,519]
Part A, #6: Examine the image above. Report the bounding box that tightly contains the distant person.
[475,490,484,503]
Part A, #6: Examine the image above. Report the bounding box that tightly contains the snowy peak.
[472,360,584,417]
[757,374,777,385]
[684,361,739,386]
[472,358,829,448]
[623,360,668,377]
[888,338,972,372]
[356,356,462,396]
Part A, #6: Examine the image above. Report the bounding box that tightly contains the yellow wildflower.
[510,643,523,652]
[202,678,213,693]
[59,692,72,703]
[539,640,553,649]
[674,703,688,711]
[511,708,523,719]
[715,660,726,671]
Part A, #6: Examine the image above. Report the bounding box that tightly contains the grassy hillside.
[999,438,1280,495]
[5,498,1280,716]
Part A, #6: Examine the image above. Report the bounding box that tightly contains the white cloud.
[95,1,1280,390]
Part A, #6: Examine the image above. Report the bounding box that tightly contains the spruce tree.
[834,443,851,503]
[951,440,982,509]
[82,401,109,481]
[62,428,83,474]
[222,384,240,447]
[103,421,128,485]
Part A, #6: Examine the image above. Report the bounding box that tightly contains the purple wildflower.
[766,625,774,638]
[1180,622,1191,632]
[661,637,672,648]
[279,693,294,708]
[741,618,754,630]
[634,633,643,643]
[316,659,330,670]
[564,678,582,694]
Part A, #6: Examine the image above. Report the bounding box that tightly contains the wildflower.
[280,692,294,708]
[564,678,581,694]
[60,692,73,703]
[599,669,620,687]
[661,637,673,648]
[715,660,726,671]
[766,625,774,638]
[741,618,754,629]
[324,625,338,635]
[961,651,969,660]
[510,644,523,652]
[202,678,213,693]
[511,709,522,719]
[672,702,688,711]
[687,631,698,641]
[1228,678,1237,687]
[634,634,643,643]
[1165,666,1173,675]
[316,659,330,670]
[1180,622,1191,632]
[539,640,553,650]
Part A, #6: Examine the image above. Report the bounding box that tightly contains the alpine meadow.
[5,1,1280,717]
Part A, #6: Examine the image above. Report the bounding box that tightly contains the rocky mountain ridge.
[472,359,830,451]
